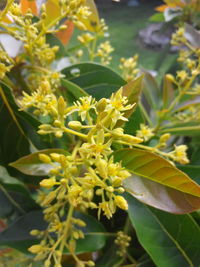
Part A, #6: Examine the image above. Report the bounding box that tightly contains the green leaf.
[142,72,161,110]
[61,78,88,100]
[0,83,30,165]
[178,165,200,185]
[0,82,51,165]
[127,194,200,267]
[73,211,106,254]
[149,12,165,22]
[0,210,106,254]
[46,33,65,58]
[114,148,200,197]
[95,240,121,267]
[0,210,46,253]
[0,166,38,218]
[123,174,200,213]
[0,165,29,195]
[124,105,145,135]
[62,63,125,100]
[161,123,200,136]
[0,190,14,218]
[10,149,68,176]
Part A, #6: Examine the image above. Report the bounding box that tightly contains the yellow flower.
[171,145,189,164]
[73,96,96,121]
[136,124,154,142]
[40,177,56,189]
[28,245,43,254]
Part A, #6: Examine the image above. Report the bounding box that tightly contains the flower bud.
[30,229,40,236]
[58,96,66,116]
[53,120,62,127]
[28,244,43,254]
[40,178,56,189]
[39,154,51,164]
[68,121,82,130]
[96,158,107,178]
[50,153,61,162]
[115,196,128,210]
[122,134,143,144]
[166,74,175,83]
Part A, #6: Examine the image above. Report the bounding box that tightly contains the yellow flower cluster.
[119,55,139,81]
[77,19,113,65]
[0,49,13,79]
[159,26,200,126]
[23,88,144,266]
[97,41,114,65]
[115,231,131,257]
[0,0,91,92]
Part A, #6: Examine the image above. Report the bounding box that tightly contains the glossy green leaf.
[124,105,145,135]
[127,194,200,267]
[61,78,88,100]
[114,148,200,197]
[0,210,106,254]
[10,149,68,176]
[124,175,200,213]
[62,63,125,100]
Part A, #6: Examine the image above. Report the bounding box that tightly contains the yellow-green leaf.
[114,148,200,197]
[121,75,143,119]
[44,0,61,27]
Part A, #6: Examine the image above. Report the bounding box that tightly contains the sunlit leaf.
[124,175,200,213]
[78,0,100,32]
[20,0,38,16]
[121,75,143,122]
[127,195,200,267]
[44,0,61,26]
[114,148,200,197]
[10,149,68,176]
